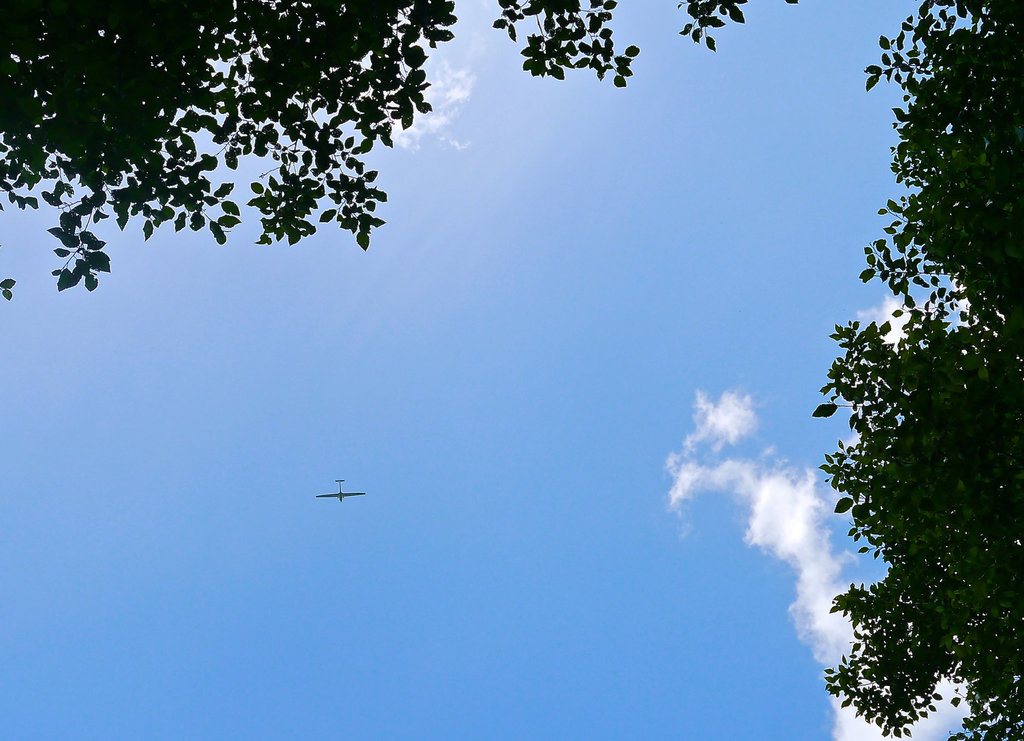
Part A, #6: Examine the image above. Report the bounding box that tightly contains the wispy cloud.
[856,296,909,346]
[685,389,757,451]
[666,390,965,740]
[394,60,475,151]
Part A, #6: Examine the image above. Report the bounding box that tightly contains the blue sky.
[0,2,966,739]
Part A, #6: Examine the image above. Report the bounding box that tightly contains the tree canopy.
[0,0,790,296]
[817,2,1024,738]
[0,0,646,295]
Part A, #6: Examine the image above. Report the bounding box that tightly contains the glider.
[316,479,366,503]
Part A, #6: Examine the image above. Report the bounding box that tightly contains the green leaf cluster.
[492,1,637,85]
[0,0,460,293]
[1,1,784,297]
[820,3,1024,739]
[679,0,798,51]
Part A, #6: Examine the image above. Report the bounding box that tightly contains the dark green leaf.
[47,227,79,250]
[85,251,111,273]
[56,269,78,291]
[210,222,227,245]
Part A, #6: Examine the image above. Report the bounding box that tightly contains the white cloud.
[856,295,909,347]
[830,698,887,741]
[667,449,851,665]
[666,390,965,740]
[394,60,475,151]
[684,389,757,452]
[832,680,966,741]
[856,281,974,348]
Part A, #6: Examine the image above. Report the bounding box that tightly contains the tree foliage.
[1,0,651,295]
[818,3,1024,739]
[1,0,464,294]
[0,0,801,296]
